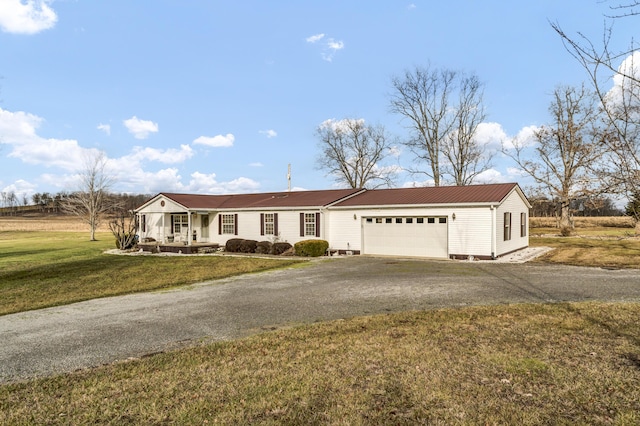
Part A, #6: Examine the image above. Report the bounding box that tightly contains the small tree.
[62,152,117,241]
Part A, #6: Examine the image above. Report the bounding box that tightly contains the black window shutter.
[218,214,222,235]
[171,215,175,233]
[300,213,304,237]
[274,213,279,236]
[315,212,320,237]
[234,214,238,235]
[260,213,264,236]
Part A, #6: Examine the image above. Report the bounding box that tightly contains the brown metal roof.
[160,188,364,210]
[333,183,522,207]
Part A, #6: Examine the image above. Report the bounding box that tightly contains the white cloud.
[473,122,508,148]
[407,3,417,10]
[319,118,365,132]
[1,179,37,203]
[185,172,260,194]
[0,107,97,172]
[0,0,57,34]
[97,123,111,135]
[193,133,235,147]
[306,33,325,43]
[307,33,345,62]
[123,144,194,165]
[606,52,640,112]
[259,129,277,138]
[123,116,159,139]
[249,162,264,167]
[473,168,506,184]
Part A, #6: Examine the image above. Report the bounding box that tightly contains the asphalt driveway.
[2,256,640,383]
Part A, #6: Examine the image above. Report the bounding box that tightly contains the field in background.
[0,215,111,233]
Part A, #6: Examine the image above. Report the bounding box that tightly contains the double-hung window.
[504,212,512,241]
[173,214,189,235]
[261,213,278,236]
[221,214,236,235]
[520,212,527,237]
[304,213,316,236]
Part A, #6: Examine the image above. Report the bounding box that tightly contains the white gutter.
[490,205,497,259]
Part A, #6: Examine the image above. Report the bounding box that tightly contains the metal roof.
[157,188,364,210]
[332,183,523,207]
[137,183,527,211]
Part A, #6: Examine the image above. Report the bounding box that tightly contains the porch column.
[188,210,192,246]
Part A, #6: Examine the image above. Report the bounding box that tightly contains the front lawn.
[0,231,302,315]
[1,302,638,424]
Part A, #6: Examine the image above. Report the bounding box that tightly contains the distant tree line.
[0,190,150,217]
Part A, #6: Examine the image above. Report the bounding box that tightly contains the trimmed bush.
[294,239,329,257]
[239,239,258,253]
[225,238,244,252]
[272,242,293,255]
[256,241,272,254]
[115,234,137,250]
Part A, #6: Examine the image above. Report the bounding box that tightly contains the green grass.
[0,231,302,315]
[2,302,639,425]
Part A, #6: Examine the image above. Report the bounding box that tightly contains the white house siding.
[212,210,326,247]
[137,198,188,242]
[447,207,493,258]
[325,210,363,253]
[495,190,529,256]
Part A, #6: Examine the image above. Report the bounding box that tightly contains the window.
[439,217,447,224]
[376,217,383,224]
[366,218,373,223]
[141,214,146,232]
[304,213,316,236]
[261,213,276,235]
[221,214,236,235]
[396,218,402,224]
[385,218,392,224]
[417,218,424,224]
[172,214,189,234]
[406,218,413,224]
[428,217,435,224]
[504,212,512,241]
[520,212,527,237]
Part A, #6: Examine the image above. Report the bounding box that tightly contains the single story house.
[134,182,531,260]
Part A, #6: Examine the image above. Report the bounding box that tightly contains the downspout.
[490,205,497,260]
[188,210,192,246]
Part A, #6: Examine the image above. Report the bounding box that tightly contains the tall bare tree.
[389,65,489,186]
[504,85,606,232]
[62,152,117,241]
[315,118,397,189]
[551,1,640,224]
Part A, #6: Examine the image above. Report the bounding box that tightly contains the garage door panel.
[363,217,447,258]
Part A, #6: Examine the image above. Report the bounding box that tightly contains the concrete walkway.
[2,256,640,383]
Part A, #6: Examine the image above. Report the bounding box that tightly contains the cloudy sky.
[0,0,637,200]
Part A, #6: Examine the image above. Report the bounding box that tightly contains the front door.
[201,215,210,240]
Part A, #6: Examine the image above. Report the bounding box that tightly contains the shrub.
[225,238,244,252]
[115,234,137,250]
[239,239,258,253]
[294,239,329,257]
[272,242,293,255]
[256,241,272,254]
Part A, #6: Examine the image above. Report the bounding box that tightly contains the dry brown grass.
[1,303,639,424]
[0,215,110,232]
[530,215,635,229]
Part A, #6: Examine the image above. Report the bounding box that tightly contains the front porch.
[137,241,220,254]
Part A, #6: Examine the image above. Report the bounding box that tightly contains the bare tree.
[551,1,640,224]
[389,65,490,186]
[315,118,397,189]
[62,152,117,241]
[504,85,606,232]
[109,211,138,250]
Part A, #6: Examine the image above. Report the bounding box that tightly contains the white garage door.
[362,216,448,258]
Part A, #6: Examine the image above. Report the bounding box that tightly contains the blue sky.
[0,0,637,200]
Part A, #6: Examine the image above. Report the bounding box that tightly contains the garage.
[362,216,448,258]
